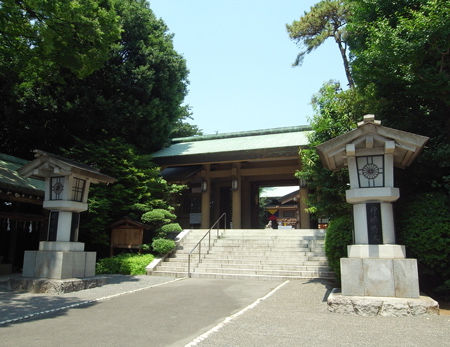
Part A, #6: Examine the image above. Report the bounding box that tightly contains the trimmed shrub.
[156,222,182,238]
[96,253,154,275]
[397,192,450,293]
[140,243,151,253]
[324,214,353,282]
[141,209,176,224]
[152,238,176,256]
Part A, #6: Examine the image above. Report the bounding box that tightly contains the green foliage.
[141,209,180,238]
[296,82,371,219]
[287,0,354,86]
[96,253,154,275]
[347,0,450,196]
[397,192,450,289]
[0,0,121,79]
[156,223,182,238]
[0,0,190,249]
[1,0,190,157]
[141,209,176,225]
[65,138,184,246]
[324,215,353,281]
[140,243,152,253]
[152,238,176,256]
[170,118,203,139]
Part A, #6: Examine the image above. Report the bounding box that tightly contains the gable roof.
[152,126,311,166]
[316,115,429,171]
[18,150,116,184]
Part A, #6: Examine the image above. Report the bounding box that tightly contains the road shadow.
[0,274,151,327]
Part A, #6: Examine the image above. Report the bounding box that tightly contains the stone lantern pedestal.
[18,150,115,283]
[316,115,439,316]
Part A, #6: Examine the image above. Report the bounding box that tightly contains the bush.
[397,192,450,294]
[152,238,176,256]
[324,214,353,282]
[141,209,176,224]
[156,222,182,238]
[96,253,154,275]
[140,243,152,253]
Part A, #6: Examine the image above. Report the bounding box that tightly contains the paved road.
[1,276,449,346]
[0,276,282,346]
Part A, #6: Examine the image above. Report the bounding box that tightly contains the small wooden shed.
[110,217,149,256]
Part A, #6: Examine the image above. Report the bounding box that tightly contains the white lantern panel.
[71,177,86,202]
[50,176,65,200]
[356,155,384,188]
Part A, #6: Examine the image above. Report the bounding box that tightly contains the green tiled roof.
[153,126,311,165]
[0,153,45,195]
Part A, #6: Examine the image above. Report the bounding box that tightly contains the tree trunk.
[336,38,355,88]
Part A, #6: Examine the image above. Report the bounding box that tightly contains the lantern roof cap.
[18,150,116,184]
[316,115,429,171]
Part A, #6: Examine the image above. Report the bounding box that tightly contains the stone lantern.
[317,115,430,299]
[19,150,116,279]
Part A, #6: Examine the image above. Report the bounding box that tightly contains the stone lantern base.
[340,257,420,298]
[327,289,439,316]
[22,241,96,279]
[327,245,440,317]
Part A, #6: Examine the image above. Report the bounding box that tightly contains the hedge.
[96,253,154,275]
[324,214,353,282]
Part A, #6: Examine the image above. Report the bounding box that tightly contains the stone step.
[174,248,325,256]
[220,235,325,240]
[151,271,334,280]
[170,254,327,263]
[213,239,324,245]
[165,257,329,267]
[158,262,330,272]
[148,228,331,281]
[204,251,326,257]
[154,266,333,277]
[181,241,323,249]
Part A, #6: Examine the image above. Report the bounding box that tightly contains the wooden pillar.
[200,165,211,229]
[299,187,310,229]
[231,163,242,229]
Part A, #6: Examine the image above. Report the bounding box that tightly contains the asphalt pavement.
[0,275,449,347]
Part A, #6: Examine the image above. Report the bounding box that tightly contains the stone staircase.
[148,229,334,280]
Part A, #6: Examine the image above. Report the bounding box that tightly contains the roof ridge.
[171,125,311,143]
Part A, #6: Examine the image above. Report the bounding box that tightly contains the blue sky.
[149,0,348,135]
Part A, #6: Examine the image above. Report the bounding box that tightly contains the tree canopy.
[1,0,190,157]
[0,0,192,250]
[287,0,354,87]
[0,0,121,79]
[347,0,449,195]
[294,0,449,296]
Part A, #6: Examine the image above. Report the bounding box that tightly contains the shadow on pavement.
[0,274,150,327]
[301,277,337,302]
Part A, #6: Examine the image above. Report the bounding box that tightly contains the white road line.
[185,280,290,347]
[0,277,184,326]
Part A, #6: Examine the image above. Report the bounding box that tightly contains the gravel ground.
[196,279,450,347]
